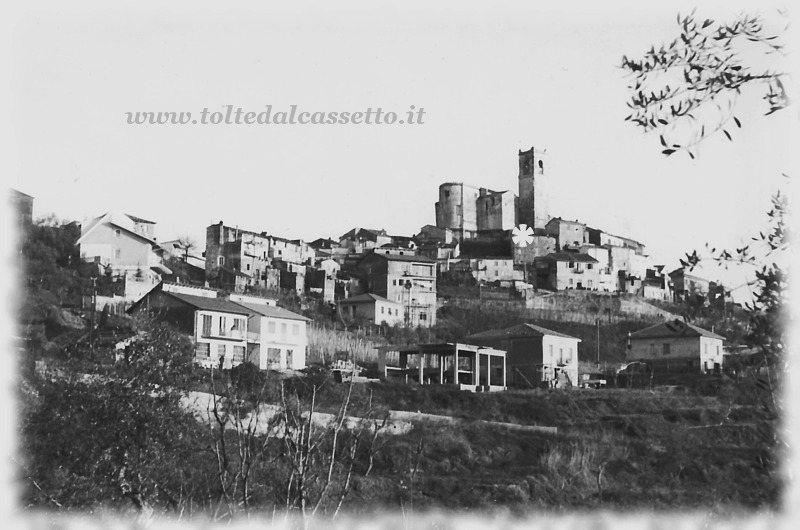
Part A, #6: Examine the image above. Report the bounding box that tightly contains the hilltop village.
[13,146,732,390]
[13,147,777,517]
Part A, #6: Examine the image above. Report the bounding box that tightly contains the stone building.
[10,188,34,229]
[205,221,316,293]
[627,319,725,373]
[532,252,600,291]
[476,188,516,231]
[354,250,437,327]
[516,146,548,230]
[433,147,549,254]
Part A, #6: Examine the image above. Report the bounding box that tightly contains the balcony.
[201,329,246,341]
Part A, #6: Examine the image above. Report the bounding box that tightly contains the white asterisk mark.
[512,224,535,247]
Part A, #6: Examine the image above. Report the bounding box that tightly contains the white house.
[128,283,309,371]
[232,297,310,371]
[127,282,250,369]
[77,211,172,301]
[468,323,581,388]
[627,319,725,373]
[338,293,404,326]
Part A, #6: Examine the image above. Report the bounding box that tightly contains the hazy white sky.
[4,1,796,298]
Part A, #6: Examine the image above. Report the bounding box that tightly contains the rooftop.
[161,291,253,316]
[338,293,395,305]
[233,302,310,322]
[468,323,580,341]
[629,319,725,341]
[544,252,598,263]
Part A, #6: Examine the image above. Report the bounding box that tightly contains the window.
[217,343,226,358]
[381,306,385,314]
[114,229,121,238]
[218,256,225,266]
[588,280,593,287]
[704,344,708,354]
[114,249,121,259]
[420,312,427,321]
[281,322,287,336]
[565,348,573,363]
[202,315,212,337]
[195,343,210,358]
[292,323,300,336]
[218,316,227,336]
[549,345,553,358]
[286,349,294,367]
[232,346,245,363]
[246,263,251,271]
[268,321,276,334]
[569,279,574,285]
[495,270,499,277]
[558,348,564,364]
[587,263,593,270]
[663,343,670,355]
[267,347,281,367]
[568,262,575,269]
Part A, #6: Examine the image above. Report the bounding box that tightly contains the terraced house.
[354,250,437,326]
[128,283,309,370]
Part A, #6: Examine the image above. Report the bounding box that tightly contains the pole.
[90,276,97,361]
[595,318,600,366]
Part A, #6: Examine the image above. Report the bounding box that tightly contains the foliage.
[20,322,208,517]
[622,9,791,157]
[623,9,790,424]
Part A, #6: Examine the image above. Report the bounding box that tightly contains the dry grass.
[307,326,384,364]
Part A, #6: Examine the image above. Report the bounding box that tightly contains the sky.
[3,0,796,302]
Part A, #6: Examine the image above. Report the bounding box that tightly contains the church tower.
[517,146,548,229]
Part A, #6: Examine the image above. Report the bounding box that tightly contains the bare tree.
[175,236,197,262]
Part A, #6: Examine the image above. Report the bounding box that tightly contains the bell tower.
[517,146,548,229]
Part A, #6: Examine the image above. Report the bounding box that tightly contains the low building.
[129,283,310,371]
[230,294,309,371]
[533,252,600,291]
[627,319,725,373]
[385,342,507,392]
[669,269,712,302]
[339,227,392,254]
[545,218,587,251]
[338,293,404,326]
[467,323,580,388]
[128,282,250,369]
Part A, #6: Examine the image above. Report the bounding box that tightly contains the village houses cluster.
[13,146,725,389]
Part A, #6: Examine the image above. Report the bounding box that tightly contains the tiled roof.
[165,292,253,315]
[629,320,725,340]
[468,323,580,341]
[544,252,598,263]
[233,302,310,321]
[340,227,388,240]
[125,214,156,224]
[338,293,394,305]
